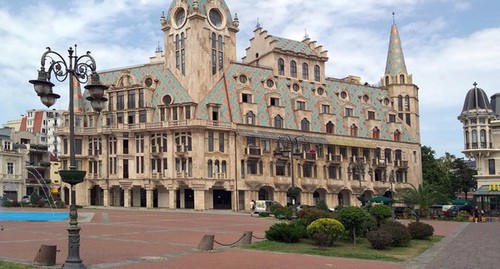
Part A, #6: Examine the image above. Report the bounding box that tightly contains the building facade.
[0,128,26,201]
[459,83,500,212]
[57,0,422,210]
[20,109,64,157]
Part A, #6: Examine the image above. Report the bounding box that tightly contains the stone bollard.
[33,245,57,266]
[197,235,214,251]
[240,231,253,245]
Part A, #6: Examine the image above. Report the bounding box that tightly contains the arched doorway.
[287,187,301,206]
[90,185,104,206]
[313,188,327,206]
[384,190,394,199]
[338,189,351,207]
[258,186,275,201]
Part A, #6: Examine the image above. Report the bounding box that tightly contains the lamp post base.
[62,204,85,269]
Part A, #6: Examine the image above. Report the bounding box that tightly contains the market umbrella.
[366,196,394,203]
[451,198,470,205]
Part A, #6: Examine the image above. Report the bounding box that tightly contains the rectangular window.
[128,91,135,109]
[389,114,396,123]
[172,107,178,121]
[139,110,147,123]
[117,112,124,124]
[368,111,376,120]
[185,106,191,120]
[345,108,354,117]
[247,160,258,175]
[138,89,144,108]
[208,132,214,152]
[219,133,224,152]
[75,139,82,155]
[489,159,496,175]
[321,105,330,114]
[406,113,411,126]
[7,162,14,174]
[117,92,124,110]
[128,112,135,124]
[297,101,306,110]
[270,97,280,106]
[242,93,252,103]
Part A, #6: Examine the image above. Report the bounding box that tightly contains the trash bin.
[34,244,57,266]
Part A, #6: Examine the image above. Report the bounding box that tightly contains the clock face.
[209,9,222,27]
[175,8,185,27]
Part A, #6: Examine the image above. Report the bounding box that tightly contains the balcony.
[175,144,188,155]
[325,153,342,164]
[394,160,409,168]
[176,171,189,178]
[372,158,388,167]
[303,152,317,162]
[245,146,262,158]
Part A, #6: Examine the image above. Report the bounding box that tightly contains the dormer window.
[296,101,306,110]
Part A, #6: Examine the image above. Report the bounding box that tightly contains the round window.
[266,79,274,88]
[144,78,153,87]
[292,83,300,92]
[162,95,172,105]
[174,8,186,27]
[209,9,223,27]
[340,91,347,99]
[363,94,369,102]
[239,75,248,84]
[317,87,324,95]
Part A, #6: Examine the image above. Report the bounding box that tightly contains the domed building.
[56,0,422,210]
[458,83,500,212]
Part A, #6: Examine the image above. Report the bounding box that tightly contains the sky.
[1,0,499,159]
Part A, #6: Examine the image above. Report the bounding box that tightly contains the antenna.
[392,12,396,24]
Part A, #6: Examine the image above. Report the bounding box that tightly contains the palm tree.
[397,184,445,219]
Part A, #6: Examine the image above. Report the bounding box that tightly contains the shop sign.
[488,184,500,191]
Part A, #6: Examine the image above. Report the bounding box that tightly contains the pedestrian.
[473,207,480,223]
[250,199,256,216]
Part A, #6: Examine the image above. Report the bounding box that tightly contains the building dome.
[167,0,233,28]
[461,83,492,113]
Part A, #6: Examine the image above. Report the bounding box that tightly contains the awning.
[237,130,328,144]
[473,184,500,196]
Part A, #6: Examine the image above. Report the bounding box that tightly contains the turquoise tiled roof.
[385,24,407,75]
[271,36,316,56]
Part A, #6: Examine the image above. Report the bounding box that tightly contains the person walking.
[250,199,256,216]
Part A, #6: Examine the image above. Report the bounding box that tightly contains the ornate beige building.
[57,0,422,210]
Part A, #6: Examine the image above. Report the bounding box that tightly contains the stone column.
[103,186,110,207]
[169,189,176,209]
[194,189,206,210]
[146,188,153,209]
[124,188,131,208]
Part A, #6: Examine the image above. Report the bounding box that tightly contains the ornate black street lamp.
[389,169,395,220]
[274,135,304,206]
[29,45,108,269]
[351,156,366,204]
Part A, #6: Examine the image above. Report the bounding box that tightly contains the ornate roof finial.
[155,41,163,53]
[233,13,239,28]
[160,11,166,26]
[392,11,395,24]
[256,17,261,29]
[473,82,478,88]
[304,28,309,39]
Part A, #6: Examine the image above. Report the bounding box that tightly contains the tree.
[451,158,477,200]
[421,146,454,198]
[338,206,371,244]
[369,204,393,227]
[397,184,446,219]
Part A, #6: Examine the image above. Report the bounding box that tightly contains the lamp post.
[389,170,395,221]
[352,156,366,204]
[274,135,304,206]
[29,45,108,269]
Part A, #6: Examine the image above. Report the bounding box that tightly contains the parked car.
[255,200,281,213]
[443,205,470,218]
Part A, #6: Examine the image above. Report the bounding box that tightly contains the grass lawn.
[241,236,443,262]
[0,261,35,269]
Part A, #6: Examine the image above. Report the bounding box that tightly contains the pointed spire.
[304,28,309,40]
[384,14,408,76]
[72,76,86,113]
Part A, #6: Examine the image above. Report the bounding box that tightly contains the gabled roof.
[271,36,316,56]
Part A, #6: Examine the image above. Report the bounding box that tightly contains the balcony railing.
[394,160,409,168]
[245,147,262,157]
[372,158,387,166]
[325,153,342,163]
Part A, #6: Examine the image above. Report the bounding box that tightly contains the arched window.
[472,130,478,148]
[274,115,283,128]
[181,32,186,75]
[326,121,334,134]
[218,35,224,71]
[214,160,220,173]
[465,130,470,148]
[207,160,213,177]
[211,32,217,75]
[175,34,180,70]
[385,76,390,86]
[405,95,410,111]
[301,118,310,131]
[373,127,380,139]
[246,111,255,125]
[480,129,487,148]
[350,124,358,137]
[314,65,320,82]
[384,148,392,162]
[399,74,405,84]
[302,63,309,80]
[394,130,401,141]
[398,95,403,111]
[290,60,297,77]
[221,161,227,174]
[278,58,285,76]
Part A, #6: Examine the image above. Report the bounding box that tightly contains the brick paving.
[0,208,497,269]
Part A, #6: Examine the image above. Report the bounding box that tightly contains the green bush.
[338,206,372,243]
[30,192,40,204]
[455,211,469,222]
[259,212,270,217]
[311,232,332,248]
[306,218,345,246]
[369,204,393,227]
[11,201,20,207]
[271,204,293,220]
[265,222,304,243]
[408,222,434,240]
[316,200,329,211]
[367,229,393,250]
[380,222,411,247]
[289,219,308,238]
[54,201,67,209]
[37,199,46,208]
[299,207,334,225]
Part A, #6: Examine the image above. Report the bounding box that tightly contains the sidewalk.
[0,208,489,269]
